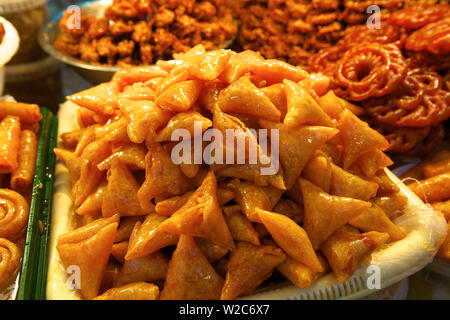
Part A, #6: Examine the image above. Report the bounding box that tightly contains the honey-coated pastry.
[158,171,235,251]
[220,242,286,300]
[10,130,37,192]
[272,199,304,224]
[407,173,450,202]
[0,101,42,125]
[257,208,323,272]
[349,205,406,241]
[259,120,338,189]
[222,205,260,246]
[67,82,120,116]
[102,158,153,217]
[76,180,107,215]
[0,189,30,240]
[329,164,379,201]
[72,139,111,207]
[125,213,179,260]
[194,238,229,263]
[114,216,143,243]
[226,179,283,223]
[56,215,119,299]
[93,282,160,300]
[0,238,21,290]
[283,79,332,127]
[137,142,190,210]
[160,235,224,300]
[320,230,390,282]
[337,110,390,170]
[299,178,372,250]
[0,116,21,174]
[115,222,169,286]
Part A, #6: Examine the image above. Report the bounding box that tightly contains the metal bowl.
[38,0,118,84]
[38,0,239,85]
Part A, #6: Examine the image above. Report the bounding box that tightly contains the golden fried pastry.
[226,179,282,223]
[72,139,111,207]
[94,282,160,300]
[54,46,412,299]
[137,142,190,210]
[115,222,169,286]
[0,238,21,290]
[283,79,332,127]
[97,143,147,171]
[257,208,323,272]
[337,110,390,170]
[272,199,304,224]
[222,205,260,246]
[217,75,281,122]
[349,205,406,241]
[302,151,333,193]
[76,180,107,216]
[321,230,390,282]
[67,82,119,116]
[0,189,30,240]
[125,213,179,260]
[329,164,379,201]
[102,158,153,217]
[0,101,42,125]
[114,216,143,243]
[160,235,224,300]
[258,120,338,189]
[195,238,229,263]
[299,178,372,250]
[0,116,21,174]
[407,173,450,202]
[118,98,173,144]
[159,171,235,251]
[57,216,119,299]
[221,242,286,300]
[10,130,38,192]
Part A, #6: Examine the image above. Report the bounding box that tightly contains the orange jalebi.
[405,17,450,54]
[332,42,407,101]
[388,4,450,29]
[365,68,450,127]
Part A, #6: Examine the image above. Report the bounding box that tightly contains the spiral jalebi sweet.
[0,189,30,240]
[0,238,20,290]
[388,4,450,29]
[365,69,450,127]
[406,17,450,54]
[332,42,408,101]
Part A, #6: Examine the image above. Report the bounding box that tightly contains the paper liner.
[47,101,448,300]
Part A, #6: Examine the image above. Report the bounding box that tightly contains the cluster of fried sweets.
[236,0,443,67]
[54,46,410,300]
[54,0,237,66]
[0,102,42,293]
[308,3,450,155]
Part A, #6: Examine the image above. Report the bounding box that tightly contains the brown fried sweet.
[54,0,237,66]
